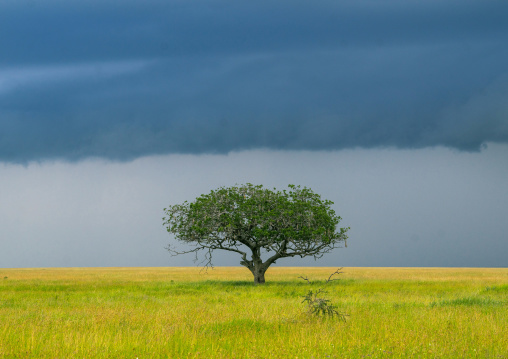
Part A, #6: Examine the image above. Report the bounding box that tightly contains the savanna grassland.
[0,267,507,358]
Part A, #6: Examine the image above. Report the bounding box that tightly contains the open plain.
[1,267,507,358]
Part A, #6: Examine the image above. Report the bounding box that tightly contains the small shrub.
[299,268,348,321]
[302,289,348,321]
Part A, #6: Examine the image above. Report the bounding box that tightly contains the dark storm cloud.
[1,0,508,162]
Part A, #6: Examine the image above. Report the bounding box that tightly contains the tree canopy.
[163,184,349,283]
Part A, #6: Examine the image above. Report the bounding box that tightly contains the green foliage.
[163,184,349,282]
[163,183,347,248]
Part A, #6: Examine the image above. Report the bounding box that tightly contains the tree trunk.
[241,247,269,284]
[253,267,266,284]
[252,258,268,284]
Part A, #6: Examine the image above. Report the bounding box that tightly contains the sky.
[1,0,507,269]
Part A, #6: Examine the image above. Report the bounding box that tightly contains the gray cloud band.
[1,1,507,162]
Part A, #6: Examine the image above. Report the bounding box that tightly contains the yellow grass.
[1,267,507,358]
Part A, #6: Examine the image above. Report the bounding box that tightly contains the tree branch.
[326,267,344,282]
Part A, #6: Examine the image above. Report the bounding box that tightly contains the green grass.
[0,267,507,358]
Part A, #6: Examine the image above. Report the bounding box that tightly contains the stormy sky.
[1,0,507,269]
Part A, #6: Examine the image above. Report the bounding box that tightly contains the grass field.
[1,267,507,358]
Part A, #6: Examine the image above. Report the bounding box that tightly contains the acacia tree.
[163,184,349,284]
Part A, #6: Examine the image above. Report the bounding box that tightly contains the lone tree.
[163,184,349,284]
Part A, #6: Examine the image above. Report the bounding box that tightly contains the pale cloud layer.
[1,145,507,268]
[0,60,154,95]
